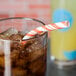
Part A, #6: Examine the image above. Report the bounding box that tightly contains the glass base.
[50,56,76,70]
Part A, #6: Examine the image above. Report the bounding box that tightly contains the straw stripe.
[42,26,52,31]
[36,27,47,31]
[34,29,42,33]
[47,24,56,29]
[45,25,52,31]
[61,21,69,26]
[51,23,59,29]
[27,30,37,35]
[26,33,35,36]
[56,23,67,28]
[22,21,69,40]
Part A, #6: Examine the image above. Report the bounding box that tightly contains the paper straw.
[22,21,69,40]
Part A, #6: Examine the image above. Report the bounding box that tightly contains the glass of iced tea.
[0,17,48,76]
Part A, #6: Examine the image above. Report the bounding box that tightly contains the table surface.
[46,41,76,76]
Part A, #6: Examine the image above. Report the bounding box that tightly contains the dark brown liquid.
[0,33,47,76]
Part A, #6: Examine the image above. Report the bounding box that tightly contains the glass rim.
[0,17,45,25]
[0,17,47,42]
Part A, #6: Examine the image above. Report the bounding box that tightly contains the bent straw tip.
[64,21,70,27]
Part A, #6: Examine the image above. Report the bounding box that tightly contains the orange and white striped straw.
[23,21,69,40]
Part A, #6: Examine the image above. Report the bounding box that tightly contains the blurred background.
[0,0,51,24]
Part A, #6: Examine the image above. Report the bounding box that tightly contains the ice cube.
[9,34,23,41]
[1,28,18,37]
[0,34,9,40]
[0,34,5,39]
[18,31,26,36]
